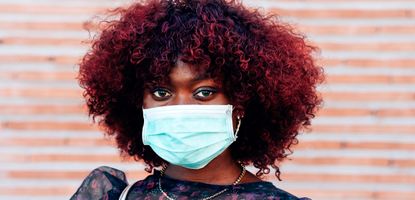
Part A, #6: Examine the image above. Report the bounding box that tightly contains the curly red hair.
[79,0,324,179]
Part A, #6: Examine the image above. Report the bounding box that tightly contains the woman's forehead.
[147,59,222,86]
[170,60,209,82]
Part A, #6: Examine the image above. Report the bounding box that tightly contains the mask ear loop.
[234,115,243,141]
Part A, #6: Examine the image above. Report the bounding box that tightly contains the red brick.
[0,104,86,114]
[1,121,98,131]
[270,8,415,18]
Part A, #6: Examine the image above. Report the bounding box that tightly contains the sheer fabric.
[70,166,310,200]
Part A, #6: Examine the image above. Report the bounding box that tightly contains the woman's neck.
[162,150,243,185]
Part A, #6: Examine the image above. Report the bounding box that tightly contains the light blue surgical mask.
[142,104,241,169]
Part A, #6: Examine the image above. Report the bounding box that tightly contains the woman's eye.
[194,88,216,99]
[152,89,172,99]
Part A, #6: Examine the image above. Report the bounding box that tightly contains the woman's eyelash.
[151,88,172,98]
[195,87,217,92]
[193,88,218,97]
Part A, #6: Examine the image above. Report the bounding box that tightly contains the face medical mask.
[142,104,241,169]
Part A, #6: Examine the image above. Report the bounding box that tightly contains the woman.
[71,0,323,199]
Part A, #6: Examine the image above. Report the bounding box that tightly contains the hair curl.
[79,0,324,180]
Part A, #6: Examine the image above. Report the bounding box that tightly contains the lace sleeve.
[70,166,128,200]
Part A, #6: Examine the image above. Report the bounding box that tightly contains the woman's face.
[143,60,230,108]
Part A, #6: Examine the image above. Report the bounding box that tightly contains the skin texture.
[143,59,260,184]
[143,60,229,108]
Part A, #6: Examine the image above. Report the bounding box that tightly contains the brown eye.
[152,88,172,100]
[194,88,217,99]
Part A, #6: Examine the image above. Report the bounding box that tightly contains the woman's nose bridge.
[172,90,194,105]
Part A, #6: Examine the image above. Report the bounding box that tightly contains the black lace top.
[70,166,310,200]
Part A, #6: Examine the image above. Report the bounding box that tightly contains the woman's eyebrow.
[146,79,170,88]
[190,73,210,83]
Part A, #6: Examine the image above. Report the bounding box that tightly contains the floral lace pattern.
[70,166,310,200]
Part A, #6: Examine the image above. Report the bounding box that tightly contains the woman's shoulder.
[70,166,129,200]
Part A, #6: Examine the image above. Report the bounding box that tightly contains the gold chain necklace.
[158,163,246,200]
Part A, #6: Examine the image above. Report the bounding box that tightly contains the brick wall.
[0,0,414,199]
